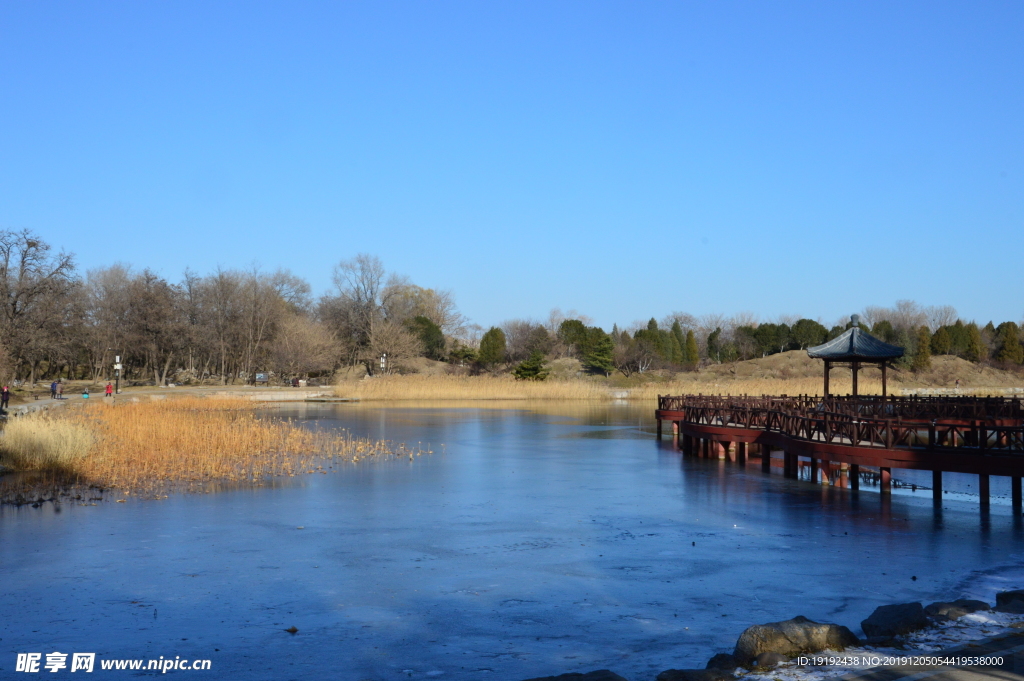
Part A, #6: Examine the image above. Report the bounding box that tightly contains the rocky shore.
[522,590,1024,681]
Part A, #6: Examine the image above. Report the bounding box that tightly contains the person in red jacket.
[105,382,113,397]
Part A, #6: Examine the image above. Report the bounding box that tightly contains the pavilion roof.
[807,317,905,362]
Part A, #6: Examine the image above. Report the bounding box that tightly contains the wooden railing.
[657,395,1024,455]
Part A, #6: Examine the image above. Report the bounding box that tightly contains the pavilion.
[806,315,904,396]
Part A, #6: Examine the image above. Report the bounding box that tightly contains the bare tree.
[926,305,958,331]
[661,311,697,332]
[859,306,892,328]
[0,230,77,383]
[271,313,340,379]
[891,300,928,334]
[361,319,422,375]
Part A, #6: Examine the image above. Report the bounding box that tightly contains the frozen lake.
[2,402,1023,680]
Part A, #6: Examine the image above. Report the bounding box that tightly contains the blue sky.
[1,2,1021,330]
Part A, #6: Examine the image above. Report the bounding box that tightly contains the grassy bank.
[334,351,1022,401]
[0,397,419,503]
[333,373,885,401]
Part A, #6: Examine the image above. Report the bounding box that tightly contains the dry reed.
[334,373,885,401]
[0,397,420,502]
[1,417,96,470]
[335,374,611,401]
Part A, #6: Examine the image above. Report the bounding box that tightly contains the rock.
[753,652,789,669]
[862,636,895,646]
[996,590,1024,614]
[522,671,629,681]
[925,599,991,620]
[732,616,860,665]
[861,603,929,638]
[656,670,732,681]
[705,653,741,671]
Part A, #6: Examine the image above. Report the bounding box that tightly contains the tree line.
[1,229,1021,386]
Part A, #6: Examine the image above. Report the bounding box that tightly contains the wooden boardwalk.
[656,395,1024,509]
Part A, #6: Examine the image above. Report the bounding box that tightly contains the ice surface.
[2,403,1022,681]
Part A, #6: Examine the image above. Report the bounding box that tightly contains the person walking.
[1,385,9,411]
[55,381,64,400]
[50,380,57,399]
[105,382,113,398]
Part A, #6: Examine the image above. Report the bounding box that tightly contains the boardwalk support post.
[761,445,771,472]
[979,474,990,508]
[850,464,860,490]
[933,470,942,503]
[880,467,891,493]
[1013,477,1022,512]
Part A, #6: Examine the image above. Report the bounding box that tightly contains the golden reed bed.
[334,374,885,401]
[0,397,420,503]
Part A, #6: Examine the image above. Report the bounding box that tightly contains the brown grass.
[0,397,420,503]
[335,351,1022,401]
[335,374,611,401]
[334,372,884,401]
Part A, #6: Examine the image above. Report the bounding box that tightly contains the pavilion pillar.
[881,363,888,397]
[823,361,830,397]
[852,361,859,397]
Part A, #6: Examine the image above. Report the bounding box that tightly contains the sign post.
[114,356,121,395]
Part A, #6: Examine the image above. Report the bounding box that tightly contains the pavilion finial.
[851,314,860,327]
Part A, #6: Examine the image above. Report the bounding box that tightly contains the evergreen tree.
[407,315,446,360]
[667,333,683,366]
[948,320,969,357]
[671,321,686,358]
[582,328,614,376]
[964,323,987,362]
[791,319,827,349]
[720,341,739,363]
[512,350,549,381]
[995,322,1024,365]
[706,327,722,362]
[558,319,588,355]
[684,330,699,369]
[931,327,952,355]
[448,343,477,366]
[871,320,897,344]
[478,327,507,367]
[893,328,913,369]
[912,326,931,372]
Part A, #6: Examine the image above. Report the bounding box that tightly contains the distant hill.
[695,350,1022,393]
